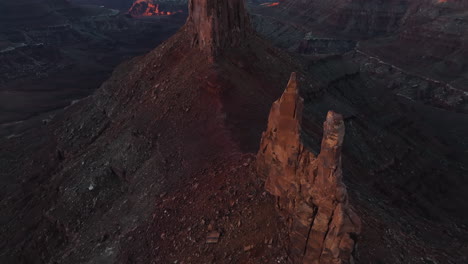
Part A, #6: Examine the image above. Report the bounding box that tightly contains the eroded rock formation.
[186,0,251,54]
[257,73,361,263]
[0,0,299,262]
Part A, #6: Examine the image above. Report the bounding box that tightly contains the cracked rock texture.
[257,72,361,263]
[186,0,251,54]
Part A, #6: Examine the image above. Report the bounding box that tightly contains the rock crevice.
[257,73,361,264]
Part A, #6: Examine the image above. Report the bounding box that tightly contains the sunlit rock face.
[257,72,304,198]
[186,0,251,54]
[257,73,361,264]
[127,0,185,17]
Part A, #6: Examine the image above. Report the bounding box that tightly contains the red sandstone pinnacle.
[258,72,304,197]
[257,73,361,264]
[186,0,251,53]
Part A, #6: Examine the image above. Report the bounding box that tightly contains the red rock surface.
[257,73,361,263]
[186,0,251,54]
[127,0,185,17]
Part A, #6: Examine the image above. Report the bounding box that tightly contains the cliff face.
[186,0,251,54]
[275,0,410,38]
[362,6,468,91]
[257,73,361,263]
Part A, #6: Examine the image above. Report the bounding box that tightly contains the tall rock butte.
[186,0,251,54]
[257,73,361,264]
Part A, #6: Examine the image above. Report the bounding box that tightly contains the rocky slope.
[0,0,299,262]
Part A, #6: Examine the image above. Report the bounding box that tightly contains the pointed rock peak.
[257,76,360,263]
[187,0,251,53]
[276,72,302,122]
[322,110,345,149]
[257,73,303,197]
[285,72,297,92]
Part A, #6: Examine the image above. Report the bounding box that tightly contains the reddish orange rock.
[186,0,251,54]
[257,73,361,264]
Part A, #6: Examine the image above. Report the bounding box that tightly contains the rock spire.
[257,73,361,264]
[186,0,251,54]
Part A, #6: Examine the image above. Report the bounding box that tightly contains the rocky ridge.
[0,0,298,262]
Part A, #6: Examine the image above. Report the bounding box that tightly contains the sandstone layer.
[186,0,251,54]
[257,73,361,263]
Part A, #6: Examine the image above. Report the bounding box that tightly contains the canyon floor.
[0,5,186,138]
